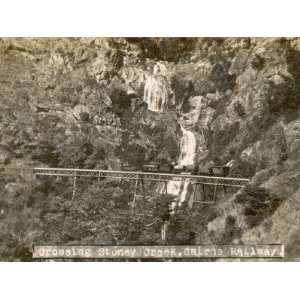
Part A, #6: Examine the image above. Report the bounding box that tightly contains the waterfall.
[177,126,197,167]
[142,65,199,207]
[167,125,197,208]
[143,62,170,113]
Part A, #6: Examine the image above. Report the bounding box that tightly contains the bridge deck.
[32,167,250,188]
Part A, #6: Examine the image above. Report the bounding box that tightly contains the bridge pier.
[162,181,168,195]
[191,181,219,206]
[161,221,169,242]
[132,177,145,209]
[71,172,77,201]
[212,178,218,204]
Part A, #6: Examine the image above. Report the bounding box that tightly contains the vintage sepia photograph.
[3,0,300,299]
[0,37,299,261]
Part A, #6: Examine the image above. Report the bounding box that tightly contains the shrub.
[235,186,282,228]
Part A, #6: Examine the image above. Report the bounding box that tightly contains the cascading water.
[178,126,197,167]
[143,64,199,208]
[167,124,197,209]
[143,62,170,113]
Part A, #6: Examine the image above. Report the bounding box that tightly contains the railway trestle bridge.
[4,166,250,241]
[31,167,250,205]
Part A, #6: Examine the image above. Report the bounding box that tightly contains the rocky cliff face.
[0,37,300,260]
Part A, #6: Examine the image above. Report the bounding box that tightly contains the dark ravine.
[0,37,300,261]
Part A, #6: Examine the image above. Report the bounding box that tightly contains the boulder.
[5,182,23,196]
[0,145,11,164]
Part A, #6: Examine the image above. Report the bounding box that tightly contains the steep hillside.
[0,38,299,260]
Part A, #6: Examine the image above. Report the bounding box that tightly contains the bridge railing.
[32,167,250,188]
